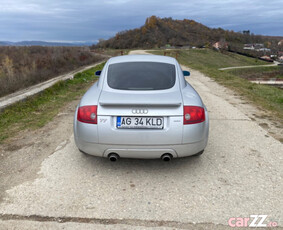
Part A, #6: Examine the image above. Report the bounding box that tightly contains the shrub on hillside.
[0,46,104,97]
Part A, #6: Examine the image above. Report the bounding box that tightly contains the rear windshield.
[107,62,176,90]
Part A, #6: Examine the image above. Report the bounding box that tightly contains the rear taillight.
[183,106,205,124]
[77,105,97,124]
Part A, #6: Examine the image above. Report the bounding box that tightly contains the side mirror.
[95,70,101,76]
[183,71,190,76]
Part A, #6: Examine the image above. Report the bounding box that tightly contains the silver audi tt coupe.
[74,55,209,161]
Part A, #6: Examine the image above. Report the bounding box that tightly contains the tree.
[2,56,14,77]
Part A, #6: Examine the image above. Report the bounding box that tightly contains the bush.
[0,46,104,97]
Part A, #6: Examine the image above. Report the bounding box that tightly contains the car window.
[107,62,176,90]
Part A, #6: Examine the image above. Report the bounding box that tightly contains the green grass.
[159,49,268,69]
[150,49,283,123]
[226,66,283,80]
[0,62,105,143]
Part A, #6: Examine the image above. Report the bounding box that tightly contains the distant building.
[244,44,254,50]
[254,43,264,50]
[260,56,273,62]
[213,41,228,50]
[259,48,271,52]
[244,43,266,51]
[270,54,277,58]
[278,40,283,46]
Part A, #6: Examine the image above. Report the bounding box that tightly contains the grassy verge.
[150,49,283,122]
[226,66,283,80]
[0,62,105,143]
[157,49,268,68]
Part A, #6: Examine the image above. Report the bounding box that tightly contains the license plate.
[117,117,164,129]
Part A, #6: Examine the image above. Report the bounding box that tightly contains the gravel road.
[0,50,282,229]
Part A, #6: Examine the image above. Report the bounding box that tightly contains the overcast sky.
[0,0,282,43]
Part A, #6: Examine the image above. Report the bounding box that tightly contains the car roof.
[107,55,177,65]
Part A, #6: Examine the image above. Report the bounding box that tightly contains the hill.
[95,16,280,49]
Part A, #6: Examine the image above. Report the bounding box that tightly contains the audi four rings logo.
[132,109,148,114]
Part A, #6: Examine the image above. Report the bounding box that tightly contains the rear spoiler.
[99,102,182,107]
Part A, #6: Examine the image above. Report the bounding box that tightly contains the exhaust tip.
[161,153,173,162]
[108,153,119,162]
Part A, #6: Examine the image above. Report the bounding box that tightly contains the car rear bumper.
[74,136,208,159]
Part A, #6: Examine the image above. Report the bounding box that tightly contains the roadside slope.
[0,61,105,111]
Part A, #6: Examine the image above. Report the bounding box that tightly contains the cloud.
[0,0,282,42]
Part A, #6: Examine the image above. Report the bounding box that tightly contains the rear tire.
[192,150,204,157]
